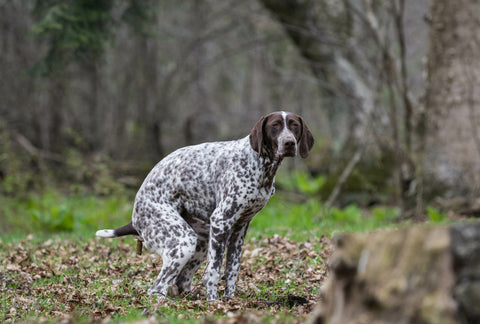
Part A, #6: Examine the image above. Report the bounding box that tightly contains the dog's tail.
[96,222,139,238]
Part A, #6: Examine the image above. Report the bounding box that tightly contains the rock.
[310,224,480,324]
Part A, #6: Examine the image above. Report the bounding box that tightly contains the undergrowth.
[0,171,417,243]
[0,191,133,241]
[0,188,402,243]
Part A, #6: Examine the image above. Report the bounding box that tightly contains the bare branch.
[325,147,364,209]
[13,132,65,163]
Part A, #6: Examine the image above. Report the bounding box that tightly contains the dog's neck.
[260,155,284,188]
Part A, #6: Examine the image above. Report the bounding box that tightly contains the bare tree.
[425,0,480,201]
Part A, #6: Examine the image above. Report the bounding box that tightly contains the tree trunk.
[310,225,480,324]
[47,77,65,152]
[425,0,480,198]
[260,0,335,81]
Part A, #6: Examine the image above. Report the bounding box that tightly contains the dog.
[96,111,314,300]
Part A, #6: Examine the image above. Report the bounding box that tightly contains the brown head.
[249,111,314,160]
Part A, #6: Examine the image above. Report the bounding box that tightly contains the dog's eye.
[272,122,282,129]
[289,121,299,129]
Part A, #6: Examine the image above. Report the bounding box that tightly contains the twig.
[325,147,364,209]
[13,132,64,163]
[136,240,143,255]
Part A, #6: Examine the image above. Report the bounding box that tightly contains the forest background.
[3,0,480,322]
[3,0,479,229]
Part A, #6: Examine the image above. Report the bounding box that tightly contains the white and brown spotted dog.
[96,111,314,301]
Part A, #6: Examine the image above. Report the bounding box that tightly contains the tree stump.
[310,224,480,324]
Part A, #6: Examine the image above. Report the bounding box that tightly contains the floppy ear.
[249,115,266,156]
[298,117,314,158]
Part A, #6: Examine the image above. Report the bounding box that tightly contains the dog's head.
[249,111,314,160]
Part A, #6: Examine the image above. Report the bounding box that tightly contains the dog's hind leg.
[175,232,208,295]
[134,205,198,298]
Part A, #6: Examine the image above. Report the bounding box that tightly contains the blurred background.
[2,0,480,238]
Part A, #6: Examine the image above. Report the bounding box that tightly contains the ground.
[1,234,332,323]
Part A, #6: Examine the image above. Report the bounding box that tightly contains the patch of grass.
[2,182,401,244]
[0,190,133,241]
[248,194,401,241]
[276,171,326,196]
[426,206,446,223]
[248,195,322,241]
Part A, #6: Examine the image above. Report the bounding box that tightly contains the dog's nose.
[285,140,296,149]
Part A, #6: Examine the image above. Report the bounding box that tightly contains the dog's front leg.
[223,222,249,299]
[204,209,233,301]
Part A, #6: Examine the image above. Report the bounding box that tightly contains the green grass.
[1,183,401,243]
[1,190,133,241]
[248,194,400,241]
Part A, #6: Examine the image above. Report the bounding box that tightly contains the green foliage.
[30,0,157,76]
[2,171,402,241]
[371,206,401,221]
[277,171,325,195]
[249,195,400,241]
[1,191,133,238]
[121,0,157,36]
[426,206,446,223]
[30,0,115,75]
[327,204,362,224]
[248,172,400,241]
[31,204,74,232]
[323,205,400,233]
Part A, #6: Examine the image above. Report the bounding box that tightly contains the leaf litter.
[1,234,333,323]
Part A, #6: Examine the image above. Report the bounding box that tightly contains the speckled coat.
[96,111,314,301]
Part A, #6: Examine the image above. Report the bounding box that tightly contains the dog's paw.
[188,285,206,299]
[147,287,166,299]
[167,284,179,297]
